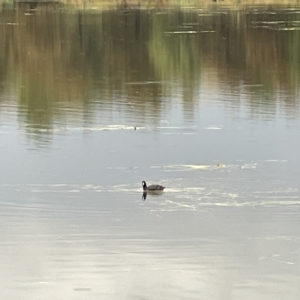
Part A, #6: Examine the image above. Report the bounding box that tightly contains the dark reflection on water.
[0,6,300,300]
[0,8,300,144]
[142,190,164,200]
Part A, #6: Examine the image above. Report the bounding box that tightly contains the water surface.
[0,6,300,300]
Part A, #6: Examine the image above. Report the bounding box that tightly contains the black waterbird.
[142,181,165,191]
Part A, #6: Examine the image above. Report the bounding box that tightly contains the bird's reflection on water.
[142,191,164,200]
[142,191,147,200]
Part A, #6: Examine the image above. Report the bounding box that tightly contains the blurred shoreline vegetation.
[0,6,300,142]
[3,0,300,11]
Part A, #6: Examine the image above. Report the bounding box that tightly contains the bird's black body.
[142,181,165,191]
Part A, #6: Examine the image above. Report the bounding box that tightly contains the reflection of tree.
[243,10,300,120]
[0,8,299,145]
[150,13,201,113]
[0,11,90,145]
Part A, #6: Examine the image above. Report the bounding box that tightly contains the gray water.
[0,7,300,299]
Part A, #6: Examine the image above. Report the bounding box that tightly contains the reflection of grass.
[150,12,203,79]
[0,8,300,145]
[149,12,203,107]
[243,10,300,118]
[2,11,90,144]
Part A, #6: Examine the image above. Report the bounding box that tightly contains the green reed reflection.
[0,7,300,143]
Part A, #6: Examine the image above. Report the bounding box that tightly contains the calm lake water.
[1,5,300,299]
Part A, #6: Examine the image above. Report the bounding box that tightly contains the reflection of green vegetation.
[0,11,90,145]
[149,12,202,102]
[0,8,300,145]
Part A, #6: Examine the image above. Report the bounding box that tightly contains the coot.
[142,181,165,191]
